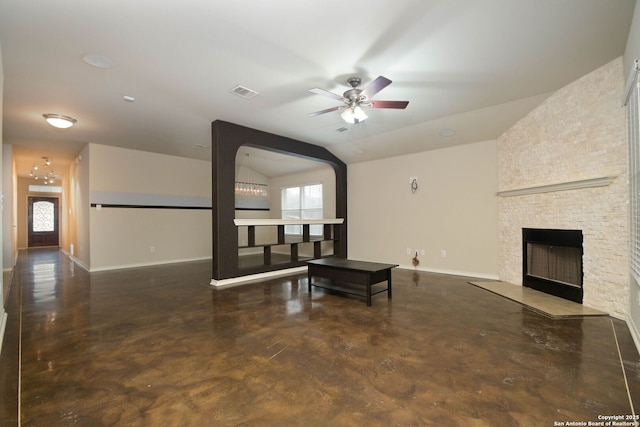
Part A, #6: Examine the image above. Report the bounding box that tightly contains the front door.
[28,197,59,247]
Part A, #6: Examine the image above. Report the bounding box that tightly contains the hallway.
[0,249,638,426]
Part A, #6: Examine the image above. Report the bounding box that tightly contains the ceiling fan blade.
[309,87,346,102]
[360,76,392,100]
[308,106,344,117]
[369,100,409,109]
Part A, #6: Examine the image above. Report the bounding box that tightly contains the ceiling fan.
[308,76,409,124]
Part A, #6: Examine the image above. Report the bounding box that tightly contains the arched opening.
[211,121,347,281]
[234,146,337,270]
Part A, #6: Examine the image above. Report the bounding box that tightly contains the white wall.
[70,144,91,268]
[87,143,211,271]
[348,140,499,277]
[624,0,640,82]
[58,164,71,255]
[2,145,14,270]
[234,166,270,223]
[0,41,6,353]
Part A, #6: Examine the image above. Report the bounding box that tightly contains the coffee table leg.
[308,269,312,292]
[387,269,393,299]
[367,285,372,307]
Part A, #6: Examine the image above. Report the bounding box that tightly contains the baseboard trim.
[68,255,90,272]
[0,310,7,357]
[211,266,308,288]
[211,265,499,289]
[397,264,499,281]
[626,315,640,354]
[88,257,211,273]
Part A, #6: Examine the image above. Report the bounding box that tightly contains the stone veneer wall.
[497,58,629,319]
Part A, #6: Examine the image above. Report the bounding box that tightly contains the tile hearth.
[469,280,607,318]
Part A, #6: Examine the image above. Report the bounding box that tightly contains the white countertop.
[233,218,344,226]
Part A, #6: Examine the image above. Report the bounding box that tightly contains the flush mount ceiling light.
[43,114,77,129]
[439,128,456,137]
[82,54,113,69]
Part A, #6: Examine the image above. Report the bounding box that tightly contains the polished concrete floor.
[1,249,639,426]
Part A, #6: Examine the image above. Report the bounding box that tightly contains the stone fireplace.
[522,228,583,304]
[497,58,629,319]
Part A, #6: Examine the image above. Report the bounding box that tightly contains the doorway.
[28,197,59,247]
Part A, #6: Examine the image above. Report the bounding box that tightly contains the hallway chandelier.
[30,157,58,184]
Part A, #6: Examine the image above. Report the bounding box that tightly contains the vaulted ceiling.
[0,0,636,178]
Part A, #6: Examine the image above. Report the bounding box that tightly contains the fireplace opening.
[522,228,583,303]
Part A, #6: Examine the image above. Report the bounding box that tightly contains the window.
[28,185,62,193]
[32,201,55,232]
[281,184,323,235]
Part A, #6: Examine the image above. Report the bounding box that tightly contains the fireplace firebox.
[522,228,583,303]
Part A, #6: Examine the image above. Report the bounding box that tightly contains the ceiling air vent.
[230,84,259,99]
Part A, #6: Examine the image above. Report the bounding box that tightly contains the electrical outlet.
[420,249,425,256]
[150,246,155,253]
[406,248,412,255]
[440,250,447,257]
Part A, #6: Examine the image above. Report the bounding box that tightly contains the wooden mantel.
[497,176,616,198]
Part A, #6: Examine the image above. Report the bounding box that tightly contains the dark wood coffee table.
[307,258,398,306]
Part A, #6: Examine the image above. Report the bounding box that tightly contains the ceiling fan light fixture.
[43,114,77,129]
[309,75,406,122]
[341,105,368,124]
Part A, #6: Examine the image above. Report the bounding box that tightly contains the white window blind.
[627,60,640,279]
